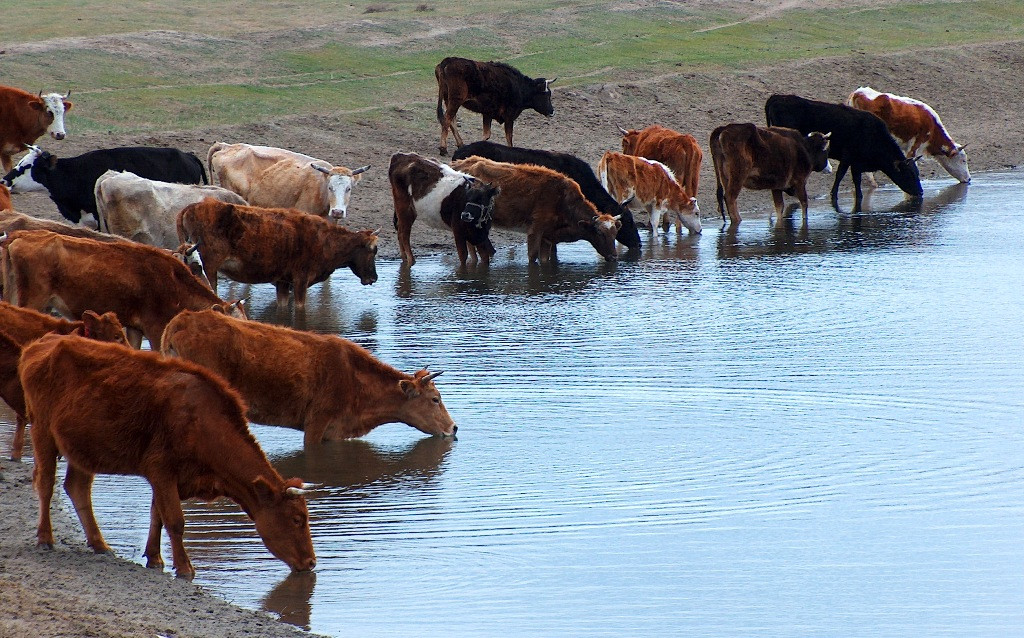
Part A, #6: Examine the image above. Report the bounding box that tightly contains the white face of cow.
[326,173,355,220]
[936,145,971,184]
[40,93,70,140]
[3,147,47,193]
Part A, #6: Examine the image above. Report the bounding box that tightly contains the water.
[3,174,1023,636]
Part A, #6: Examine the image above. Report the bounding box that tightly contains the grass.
[2,0,1021,133]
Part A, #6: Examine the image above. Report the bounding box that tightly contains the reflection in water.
[272,437,454,490]
[262,571,317,630]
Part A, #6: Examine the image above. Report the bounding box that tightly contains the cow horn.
[956,143,968,152]
[620,195,635,206]
[423,370,444,383]
[184,241,201,256]
[612,215,622,221]
[25,144,41,153]
[616,124,629,136]
[548,77,557,84]
[286,487,308,496]
[64,90,71,99]
[351,165,371,175]
[301,482,322,490]
[37,90,42,98]
[310,163,331,174]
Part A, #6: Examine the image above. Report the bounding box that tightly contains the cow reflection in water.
[263,571,317,630]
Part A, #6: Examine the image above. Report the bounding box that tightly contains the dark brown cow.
[451,156,620,263]
[0,229,244,349]
[619,125,703,201]
[710,123,831,223]
[435,57,554,156]
[0,86,72,173]
[19,333,316,578]
[177,198,379,309]
[0,305,128,461]
[161,308,458,446]
[389,152,498,266]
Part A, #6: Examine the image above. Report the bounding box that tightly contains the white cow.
[207,142,369,221]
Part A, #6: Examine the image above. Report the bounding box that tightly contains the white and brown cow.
[208,142,369,221]
[598,151,701,235]
[0,86,72,173]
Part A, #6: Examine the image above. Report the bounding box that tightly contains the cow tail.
[198,157,209,185]
[435,65,446,126]
[94,179,110,234]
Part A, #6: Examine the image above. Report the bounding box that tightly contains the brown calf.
[619,125,703,201]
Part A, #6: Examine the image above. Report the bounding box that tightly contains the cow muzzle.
[361,274,378,285]
[329,209,347,221]
[50,131,65,140]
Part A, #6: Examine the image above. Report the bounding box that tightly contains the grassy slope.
[1,0,1021,133]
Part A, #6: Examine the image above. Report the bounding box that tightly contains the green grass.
[2,0,1021,133]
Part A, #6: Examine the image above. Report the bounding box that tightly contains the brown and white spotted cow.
[598,151,702,235]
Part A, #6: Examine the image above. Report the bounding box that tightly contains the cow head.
[885,154,924,198]
[310,163,370,220]
[618,126,641,155]
[1,146,49,193]
[936,143,971,184]
[346,229,379,286]
[34,92,73,140]
[580,213,621,261]
[172,241,212,289]
[459,178,498,246]
[250,476,317,572]
[77,310,130,346]
[677,197,702,235]
[610,197,642,250]
[804,131,832,173]
[530,77,555,117]
[398,369,458,438]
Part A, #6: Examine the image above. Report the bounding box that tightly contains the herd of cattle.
[0,57,970,578]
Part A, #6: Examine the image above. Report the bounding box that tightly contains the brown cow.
[0,229,244,349]
[435,57,555,155]
[598,151,702,235]
[161,308,458,446]
[0,86,72,173]
[451,156,620,263]
[177,198,379,309]
[0,209,122,242]
[619,125,703,201]
[0,184,10,211]
[710,123,831,224]
[0,305,128,461]
[19,333,316,578]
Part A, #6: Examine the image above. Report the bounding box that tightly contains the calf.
[389,152,497,266]
[0,306,127,461]
[1,146,207,224]
[598,151,702,235]
[618,125,703,204]
[451,140,642,250]
[765,94,922,210]
[710,123,831,223]
[847,86,970,183]
[161,308,458,446]
[0,229,244,349]
[20,333,316,579]
[451,156,620,263]
[177,198,378,308]
[0,86,72,172]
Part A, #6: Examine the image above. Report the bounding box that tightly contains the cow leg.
[481,116,493,143]
[796,184,810,221]
[144,493,165,569]
[448,107,466,149]
[10,415,26,462]
[293,280,309,311]
[64,465,112,554]
[275,282,291,308]
[152,483,194,579]
[716,181,727,221]
[649,208,663,234]
[504,121,515,148]
[527,232,544,263]
[452,226,469,266]
[831,162,851,203]
[32,430,59,549]
[125,327,145,350]
[1,154,12,174]
[394,209,417,265]
[771,190,785,219]
[303,417,330,447]
[851,171,865,212]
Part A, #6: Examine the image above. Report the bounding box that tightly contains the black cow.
[765,94,922,210]
[435,57,555,156]
[451,140,642,250]
[389,152,498,267]
[1,146,207,224]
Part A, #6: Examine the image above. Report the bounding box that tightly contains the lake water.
[3,173,1023,637]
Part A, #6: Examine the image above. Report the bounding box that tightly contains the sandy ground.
[2,26,1023,638]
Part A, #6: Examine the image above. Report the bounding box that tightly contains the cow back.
[620,125,703,197]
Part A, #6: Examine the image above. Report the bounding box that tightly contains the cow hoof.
[438,147,448,156]
[37,542,54,551]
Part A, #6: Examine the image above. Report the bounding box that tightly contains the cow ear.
[253,476,278,504]
[29,101,45,113]
[63,100,74,112]
[210,303,228,314]
[399,379,420,398]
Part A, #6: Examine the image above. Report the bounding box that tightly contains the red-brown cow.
[0,230,244,349]
[710,123,831,223]
[451,156,620,263]
[0,209,122,242]
[177,198,379,309]
[618,125,703,202]
[598,151,702,235]
[19,333,316,579]
[0,184,10,211]
[161,308,458,446]
[847,86,970,183]
[0,86,72,173]
[0,305,128,461]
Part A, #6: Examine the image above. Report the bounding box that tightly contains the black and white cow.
[1,146,207,224]
[389,152,498,266]
[451,140,642,250]
[765,94,922,210]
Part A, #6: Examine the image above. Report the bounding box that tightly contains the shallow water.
[4,174,1024,636]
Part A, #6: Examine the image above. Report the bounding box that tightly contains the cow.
[161,308,458,446]
[388,152,498,266]
[177,198,378,308]
[709,122,831,224]
[207,142,369,221]
[765,94,923,210]
[435,57,555,156]
[1,145,207,225]
[617,125,704,204]
[0,184,10,211]
[452,156,621,263]
[847,86,970,183]
[0,229,245,349]
[95,170,248,249]
[598,151,702,235]
[451,140,643,250]
[0,209,122,242]
[19,333,316,579]
[0,306,128,461]
[0,86,72,173]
